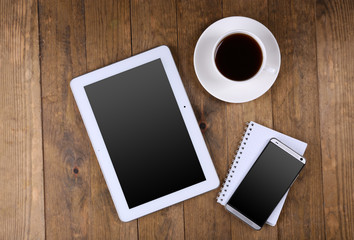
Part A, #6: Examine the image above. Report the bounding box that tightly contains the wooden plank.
[177,1,230,239]
[84,0,138,239]
[38,0,91,238]
[316,0,354,239]
[130,0,184,239]
[0,0,45,239]
[222,1,277,239]
[268,0,325,238]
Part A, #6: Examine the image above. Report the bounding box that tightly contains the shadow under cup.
[214,33,264,81]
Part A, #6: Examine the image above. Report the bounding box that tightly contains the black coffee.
[215,33,263,81]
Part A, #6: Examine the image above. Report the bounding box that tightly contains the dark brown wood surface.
[0,0,353,239]
[0,0,44,239]
[316,0,354,239]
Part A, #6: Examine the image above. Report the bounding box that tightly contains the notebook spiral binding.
[216,121,254,204]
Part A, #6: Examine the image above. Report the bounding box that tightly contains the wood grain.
[222,1,278,239]
[1,0,354,239]
[84,0,138,239]
[38,0,91,238]
[130,1,184,239]
[177,1,230,239]
[268,0,325,239]
[316,0,354,239]
[0,0,45,239]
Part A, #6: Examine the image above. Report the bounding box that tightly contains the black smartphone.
[225,138,306,230]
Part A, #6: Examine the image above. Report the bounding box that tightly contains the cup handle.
[264,66,277,74]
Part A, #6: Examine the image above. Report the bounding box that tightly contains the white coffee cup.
[194,16,281,103]
[212,30,277,83]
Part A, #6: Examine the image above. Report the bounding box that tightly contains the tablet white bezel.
[70,45,219,222]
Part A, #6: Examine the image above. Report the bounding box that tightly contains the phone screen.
[227,140,305,228]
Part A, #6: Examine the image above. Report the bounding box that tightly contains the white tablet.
[70,45,219,222]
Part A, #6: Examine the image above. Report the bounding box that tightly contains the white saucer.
[194,17,281,103]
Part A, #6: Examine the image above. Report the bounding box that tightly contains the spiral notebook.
[217,121,307,226]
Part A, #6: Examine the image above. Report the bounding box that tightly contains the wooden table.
[1,0,353,239]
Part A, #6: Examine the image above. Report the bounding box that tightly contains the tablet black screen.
[85,59,206,208]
